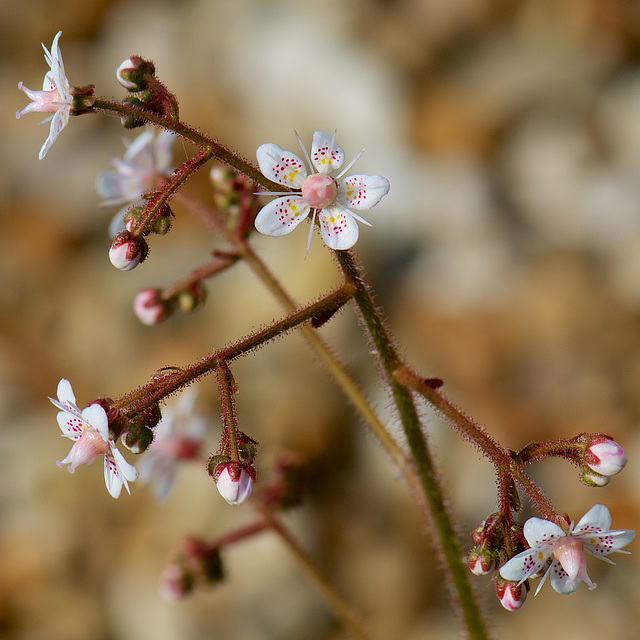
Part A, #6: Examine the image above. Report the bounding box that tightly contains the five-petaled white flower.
[16,31,72,160]
[255,130,389,251]
[96,127,176,236]
[137,389,205,500]
[500,504,635,595]
[49,379,139,499]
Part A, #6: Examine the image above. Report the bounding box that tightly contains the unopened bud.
[117,56,156,91]
[177,282,207,313]
[122,423,154,454]
[134,288,171,325]
[581,468,611,487]
[495,575,528,611]
[109,230,148,271]
[467,547,497,576]
[208,458,254,505]
[159,562,194,600]
[586,438,627,477]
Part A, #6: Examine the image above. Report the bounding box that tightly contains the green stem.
[335,250,490,640]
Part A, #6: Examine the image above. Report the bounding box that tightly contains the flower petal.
[499,546,552,585]
[548,559,582,594]
[574,504,611,533]
[523,517,566,547]
[310,131,344,174]
[104,447,138,498]
[39,107,70,159]
[56,378,76,407]
[255,196,310,236]
[318,206,359,250]
[56,409,87,440]
[82,404,109,441]
[337,174,390,211]
[257,143,307,188]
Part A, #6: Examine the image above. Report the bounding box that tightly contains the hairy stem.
[335,250,490,640]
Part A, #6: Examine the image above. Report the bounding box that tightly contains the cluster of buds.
[160,537,224,600]
[133,281,207,325]
[116,56,179,127]
[210,165,261,238]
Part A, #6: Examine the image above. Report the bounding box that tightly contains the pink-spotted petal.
[42,70,56,92]
[522,517,566,547]
[56,409,87,440]
[104,447,138,498]
[318,206,359,250]
[310,131,344,174]
[255,196,310,236]
[257,143,307,188]
[499,547,552,585]
[337,174,390,211]
[574,504,611,534]
[548,560,584,594]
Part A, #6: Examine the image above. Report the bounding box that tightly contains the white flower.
[49,379,138,498]
[500,505,635,595]
[137,389,205,499]
[255,130,389,251]
[16,31,72,159]
[96,128,176,236]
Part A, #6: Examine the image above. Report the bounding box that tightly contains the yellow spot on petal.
[537,551,544,560]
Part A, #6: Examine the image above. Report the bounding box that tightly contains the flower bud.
[122,423,154,454]
[134,288,171,325]
[581,468,611,487]
[586,439,627,477]
[117,56,156,92]
[467,547,497,576]
[216,464,254,505]
[494,575,528,611]
[177,282,207,313]
[159,562,194,600]
[109,230,148,271]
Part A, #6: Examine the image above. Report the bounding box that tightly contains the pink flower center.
[301,174,337,209]
[552,535,595,589]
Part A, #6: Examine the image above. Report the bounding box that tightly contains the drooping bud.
[581,467,611,487]
[122,423,154,454]
[134,287,171,325]
[159,562,195,600]
[109,230,148,270]
[116,56,156,92]
[467,547,498,576]
[177,282,207,313]
[585,438,627,477]
[215,464,254,505]
[494,575,528,611]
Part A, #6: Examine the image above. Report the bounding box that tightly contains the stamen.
[295,130,314,173]
[335,146,366,180]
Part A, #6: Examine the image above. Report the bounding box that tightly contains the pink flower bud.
[134,288,170,325]
[467,548,497,576]
[159,563,194,600]
[109,230,148,271]
[495,576,528,611]
[586,439,627,477]
[215,463,254,505]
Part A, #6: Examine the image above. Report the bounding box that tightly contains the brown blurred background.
[2,0,640,638]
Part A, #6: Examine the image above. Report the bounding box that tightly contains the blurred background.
[2,0,640,638]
